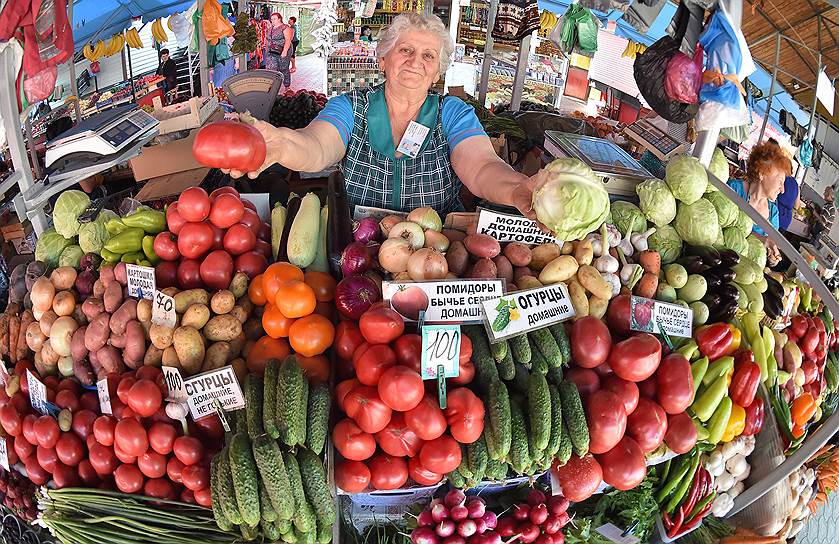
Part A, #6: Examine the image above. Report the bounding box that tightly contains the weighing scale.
[44,104,158,174]
[222,70,286,121]
[624,118,687,161]
[543,131,653,197]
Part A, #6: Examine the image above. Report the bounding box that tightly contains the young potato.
[228,272,249,300]
[589,295,609,319]
[114,263,128,286]
[181,304,211,330]
[493,255,514,285]
[560,241,576,255]
[577,265,613,301]
[81,299,105,322]
[503,242,532,267]
[229,305,248,325]
[574,239,594,266]
[517,276,544,291]
[99,265,116,287]
[231,358,247,384]
[202,341,231,372]
[103,282,123,313]
[162,346,181,369]
[149,323,175,350]
[110,299,138,336]
[538,256,579,285]
[468,258,497,279]
[84,313,110,352]
[530,243,562,270]
[137,299,152,324]
[123,321,145,368]
[92,279,105,299]
[210,290,236,315]
[228,333,246,361]
[162,287,179,297]
[446,241,470,276]
[173,326,205,375]
[243,318,264,341]
[203,315,243,342]
[567,279,589,318]
[95,345,123,374]
[144,345,164,367]
[70,326,87,364]
[174,289,210,313]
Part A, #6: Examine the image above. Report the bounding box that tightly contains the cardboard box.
[135,168,211,201]
[152,96,221,135]
[130,130,203,181]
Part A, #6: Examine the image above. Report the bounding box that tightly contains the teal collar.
[367,87,438,159]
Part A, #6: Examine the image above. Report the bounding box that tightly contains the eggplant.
[705,267,736,284]
[677,255,707,274]
[685,245,722,268]
[717,248,741,267]
[764,292,784,319]
[327,171,354,278]
[705,274,725,290]
[765,275,784,299]
[708,299,738,323]
[278,193,301,263]
[719,283,741,303]
[702,291,722,312]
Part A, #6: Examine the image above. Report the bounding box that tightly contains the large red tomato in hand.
[586,390,627,455]
[608,333,662,382]
[177,221,214,259]
[368,453,409,490]
[377,366,424,412]
[192,121,267,172]
[375,413,423,457]
[552,454,602,502]
[595,436,646,491]
[405,395,447,441]
[333,419,376,461]
[344,386,392,434]
[209,193,245,229]
[359,307,405,345]
[177,187,211,222]
[444,388,485,444]
[656,353,695,414]
[571,317,612,368]
[335,460,370,492]
[419,435,461,474]
[626,398,668,453]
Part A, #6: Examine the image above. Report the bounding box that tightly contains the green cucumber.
[489,338,509,363]
[528,373,551,451]
[284,452,317,533]
[263,359,280,439]
[548,323,571,365]
[306,383,331,455]
[209,452,233,530]
[279,357,309,447]
[297,448,336,527]
[509,334,531,365]
[546,384,563,457]
[559,382,589,457]
[252,434,294,520]
[508,398,530,475]
[529,328,562,368]
[497,348,516,380]
[215,446,242,525]
[487,380,512,460]
[228,433,260,527]
[244,374,264,438]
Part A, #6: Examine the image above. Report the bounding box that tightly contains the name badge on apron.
[396,121,431,159]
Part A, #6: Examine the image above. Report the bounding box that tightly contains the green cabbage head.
[674,198,719,246]
[723,227,748,255]
[532,158,610,241]
[79,209,118,254]
[59,245,85,268]
[708,147,729,187]
[733,210,754,238]
[745,235,767,268]
[666,155,708,204]
[610,201,647,237]
[636,178,677,227]
[705,191,739,228]
[53,190,91,239]
[647,225,683,265]
[35,228,74,269]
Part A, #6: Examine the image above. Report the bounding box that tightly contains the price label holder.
[97,378,113,415]
[595,523,640,544]
[382,279,505,325]
[420,320,460,409]
[183,366,245,420]
[27,370,58,416]
[151,290,177,328]
[126,264,156,300]
[163,366,187,403]
[0,438,8,471]
[475,207,560,245]
[629,296,692,339]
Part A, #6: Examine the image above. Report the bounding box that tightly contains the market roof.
[71,0,195,51]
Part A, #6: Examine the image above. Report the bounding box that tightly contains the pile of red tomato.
[154,186,271,290]
[0,361,222,504]
[331,304,485,492]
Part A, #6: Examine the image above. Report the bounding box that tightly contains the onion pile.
[376,207,450,281]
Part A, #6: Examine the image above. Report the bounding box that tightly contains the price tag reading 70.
[151,290,177,328]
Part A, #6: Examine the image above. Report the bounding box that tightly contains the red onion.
[353,217,380,243]
[334,275,381,319]
[340,242,373,276]
[74,269,98,298]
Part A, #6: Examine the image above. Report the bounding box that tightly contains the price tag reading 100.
[163,366,187,402]
[420,325,461,409]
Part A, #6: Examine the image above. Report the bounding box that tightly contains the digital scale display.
[624,119,686,161]
[102,119,138,146]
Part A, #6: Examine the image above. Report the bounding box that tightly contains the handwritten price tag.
[27,369,55,416]
[97,378,112,415]
[151,290,177,328]
[0,438,8,471]
[420,325,461,380]
[163,366,187,402]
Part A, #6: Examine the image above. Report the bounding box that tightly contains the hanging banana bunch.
[539,10,558,34]
[103,32,126,57]
[125,27,144,48]
[151,19,169,45]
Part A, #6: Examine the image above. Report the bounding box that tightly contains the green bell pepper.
[141,235,160,265]
[100,248,122,263]
[120,252,143,264]
[104,228,144,254]
[137,259,152,267]
[694,372,729,422]
[123,209,166,234]
[701,356,734,387]
[105,218,129,235]
[693,418,710,441]
[677,339,699,361]
[707,397,733,444]
[691,357,709,396]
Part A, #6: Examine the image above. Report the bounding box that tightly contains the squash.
[286,193,321,268]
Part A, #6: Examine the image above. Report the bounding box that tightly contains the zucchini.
[548,323,571,365]
[209,452,233,530]
[279,193,301,262]
[284,452,317,533]
[306,383,331,455]
[528,373,551,451]
[297,448,336,527]
[308,206,330,273]
[326,171,353,278]
[228,433,260,527]
[252,435,295,521]
[278,356,309,447]
[529,328,561,368]
[264,359,280,439]
[497,348,515,381]
[271,203,288,261]
[244,374,263,438]
[489,338,509,363]
[215,446,243,525]
[559,382,589,457]
[287,192,322,268]
[260,481,278,522]
[509,334,531,365]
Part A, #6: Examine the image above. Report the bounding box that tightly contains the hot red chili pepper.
[666,507,685,539]
[695,323,735,361]
[680,466,705,516]
[730,360,761,408]
[662,511,673,530]
[742,397,765,436]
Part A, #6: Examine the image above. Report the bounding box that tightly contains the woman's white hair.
[377,12,454,75]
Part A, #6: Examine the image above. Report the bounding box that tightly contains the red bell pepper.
[730,360,760,408]
[695,323,735,361]
[742,396,764,436]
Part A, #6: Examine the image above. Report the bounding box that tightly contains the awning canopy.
[71,0,194,50]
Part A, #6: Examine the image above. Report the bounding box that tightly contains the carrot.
[638,250,661,275]
[634,272,659,299]
[0,313,8,360]
[8,314,19,365]
[16,309,32,362]
[720,536,779,544]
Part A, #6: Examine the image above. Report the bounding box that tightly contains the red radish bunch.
[0,467,38,520]
[496,490,570,544]
[411,490,501,544]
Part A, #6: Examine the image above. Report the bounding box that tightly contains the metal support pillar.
[478,0,500,105]
[66,0,82,121]
[121,47,129,81]
[758,33,781,144]
[510,32,532,111]
[127,45,136,103]
[188,48,195,96]
[198,0,210,96]
[23,114,43,181]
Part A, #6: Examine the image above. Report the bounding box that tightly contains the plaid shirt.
[341,85,462,214]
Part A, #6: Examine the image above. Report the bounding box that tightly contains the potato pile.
[146,271,262,378]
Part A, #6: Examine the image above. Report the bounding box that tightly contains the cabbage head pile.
[647,225,683,265]
[745,235,767,268]
[35,228,74,268]
[53,190,91,239]
[733,210,754,238]
[666,155,708,204]
[674,198,719,246]
[636,178,677,227]
[707,148,729,187]
[610,201,647,236]
[705,191,739,228]
[532,158,610,241]
[79,209,118,254]
[723,227,748,255]
[59,245,85,268]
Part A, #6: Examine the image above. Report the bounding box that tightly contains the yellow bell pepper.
[721,403,746,442]
[728,324,742,354]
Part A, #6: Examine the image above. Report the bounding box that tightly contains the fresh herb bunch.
[231,15,258,54]
[569,474,660,543]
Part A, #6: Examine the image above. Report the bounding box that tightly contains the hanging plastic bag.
[664,43,703,104]
[169,13,191,46]
[576,9,599,53]
[799,139,813,168]
[698,5,754,110]
[634,35,697,123]
[553,11,577,53]
[202,0,234,45]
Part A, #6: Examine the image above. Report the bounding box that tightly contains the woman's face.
[270,14,281,26]
[380,30,442,91]
[760,167,786,201]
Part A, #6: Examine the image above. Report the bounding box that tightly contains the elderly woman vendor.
[229,12,537,216]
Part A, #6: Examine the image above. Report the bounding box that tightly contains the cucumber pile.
[210,357,334,543]
[451,326,589,487]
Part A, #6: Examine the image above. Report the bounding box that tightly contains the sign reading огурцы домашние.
[481,283,575,342]
[382,279,504,324]
[475,208,560,245]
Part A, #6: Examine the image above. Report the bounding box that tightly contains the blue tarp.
[71,0,194,50]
